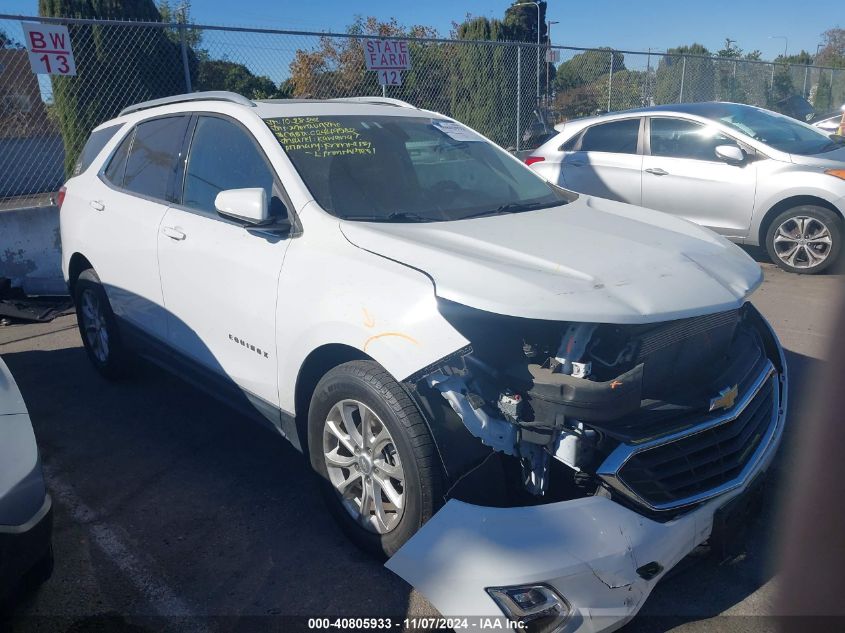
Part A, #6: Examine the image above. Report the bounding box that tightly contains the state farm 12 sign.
[363,40,410,86]
[21,22,77,76]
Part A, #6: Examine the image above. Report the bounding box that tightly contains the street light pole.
[547,20,559,105]
[515,1,541,102]
[769,35,788,59]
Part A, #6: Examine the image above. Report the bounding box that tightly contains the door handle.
[162,226,186,241]
[89,200,105,211]
[645,167,669,176]
[567,161,585,167]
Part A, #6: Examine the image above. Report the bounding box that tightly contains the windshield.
[264,115,571,222]
[697,103,839,155]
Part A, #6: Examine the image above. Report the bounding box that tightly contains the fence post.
[679,56,686,102]
[179,24,192,93]
[516,46,522,152]
[607,50,614,112]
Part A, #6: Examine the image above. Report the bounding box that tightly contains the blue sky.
[2,0,839,60]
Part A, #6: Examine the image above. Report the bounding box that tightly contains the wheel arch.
[293,343,371,450]
[67,252,94,298]
[758,195,843,246]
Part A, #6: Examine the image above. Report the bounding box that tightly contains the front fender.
[275,219,469,414]
[752,171,845,241]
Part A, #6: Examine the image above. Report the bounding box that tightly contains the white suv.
[60,92,787,631]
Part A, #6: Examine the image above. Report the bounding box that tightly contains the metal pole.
[517,46,522,152]
[770,63,775,92]
[679,56,686,102]
[803,65,809,98]
[535,6,540,102]
[382,84,386,98]
[179,24,192,92]
[607,50,614,112]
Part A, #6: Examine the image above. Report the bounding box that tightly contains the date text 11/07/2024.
[307,617,529,630]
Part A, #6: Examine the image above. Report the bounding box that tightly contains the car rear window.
[123,116,189,202]
[579,119,640,154]
[73,123,123,176]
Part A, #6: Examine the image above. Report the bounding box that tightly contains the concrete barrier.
[0,204,66,295]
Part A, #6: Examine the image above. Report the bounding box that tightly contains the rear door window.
[74,123,123,176]
[123,116,189,202]
[579,119,640,154]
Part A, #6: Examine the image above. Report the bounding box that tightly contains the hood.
[340,196,763,324]
[791,146,845,167]
[0,357,27,416]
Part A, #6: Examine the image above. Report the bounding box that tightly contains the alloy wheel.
[772,215,833,270]
[322,399,406,534]
[80,289,110,363]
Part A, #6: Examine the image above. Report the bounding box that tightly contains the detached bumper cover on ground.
[387,341,787,633]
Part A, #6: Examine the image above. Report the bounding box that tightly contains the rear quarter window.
[73,123,123,176]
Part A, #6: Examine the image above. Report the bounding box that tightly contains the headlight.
[486,584,571,632]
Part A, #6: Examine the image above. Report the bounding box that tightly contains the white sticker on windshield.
[432,120,484,142]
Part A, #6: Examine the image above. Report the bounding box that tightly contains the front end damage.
[389,300,787,632]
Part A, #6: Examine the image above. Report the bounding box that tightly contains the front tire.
[765,205,841,274]
[74,269,129,378]
[308,360,442,558]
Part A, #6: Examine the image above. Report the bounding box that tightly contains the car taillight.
[56,186,66,210]
[524,156,545,166]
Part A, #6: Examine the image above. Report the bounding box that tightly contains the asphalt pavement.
[1,259,842,633]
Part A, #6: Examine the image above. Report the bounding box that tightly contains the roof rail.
[118,91,255,117]
[328,96,417,109]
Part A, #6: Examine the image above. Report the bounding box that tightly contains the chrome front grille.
[598,360,783,512]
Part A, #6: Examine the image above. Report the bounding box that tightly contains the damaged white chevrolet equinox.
[61,91,787,632]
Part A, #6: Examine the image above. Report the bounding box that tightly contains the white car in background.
[526,102,845,274]
[60,92,787,632]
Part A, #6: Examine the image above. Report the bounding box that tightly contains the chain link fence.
[3,13,845,204]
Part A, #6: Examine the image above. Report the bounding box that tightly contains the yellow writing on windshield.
[266,117,375,158]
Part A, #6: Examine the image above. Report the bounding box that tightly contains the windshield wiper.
[458,201,550,220]
[340,212,433,223]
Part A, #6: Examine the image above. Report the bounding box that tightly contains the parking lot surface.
[1,260,842,633]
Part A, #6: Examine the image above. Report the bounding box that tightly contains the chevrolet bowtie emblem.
[709,384,739,412]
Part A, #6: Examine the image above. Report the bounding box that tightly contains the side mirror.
[715,144,746,165]
[215,188,269,225]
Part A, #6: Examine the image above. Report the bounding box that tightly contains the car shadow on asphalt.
[2,345,423,631]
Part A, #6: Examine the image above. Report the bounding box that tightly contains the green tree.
[654,43,715,104]
[553,48,624,93]
[450,16,518,146]
[39,0,185,176]
[193,56,280,99]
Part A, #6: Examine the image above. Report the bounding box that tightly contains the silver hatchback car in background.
[526,102,845,274]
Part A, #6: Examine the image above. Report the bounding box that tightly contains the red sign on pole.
[22,22,77,76]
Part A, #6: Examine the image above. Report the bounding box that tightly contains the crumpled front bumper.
[387,347,787,633]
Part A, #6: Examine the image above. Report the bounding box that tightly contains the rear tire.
[74,269,130,379]
[765,205,841,274]
[307,360,442,558]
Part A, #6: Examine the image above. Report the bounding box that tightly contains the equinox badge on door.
[229,334,269,358]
